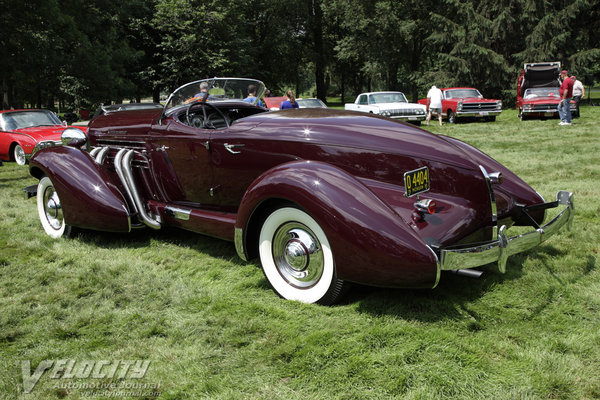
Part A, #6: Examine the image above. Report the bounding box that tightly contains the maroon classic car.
[516,62,577,120]
[28,78,574,304]
[0,109,87,165]
[418,87,502,123]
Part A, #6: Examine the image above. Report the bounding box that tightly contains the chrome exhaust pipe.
[122,149,161,230]
[450,269,484,279]
[94,146,110,164]
[89,147,102,158]
[114,148,138,216]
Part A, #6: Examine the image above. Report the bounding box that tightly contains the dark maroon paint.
[30,103,544,288]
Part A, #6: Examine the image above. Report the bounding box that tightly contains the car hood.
[522,97,561,104]
[369,102,426,111]
[449,97,497,103]
[9,125,68,143]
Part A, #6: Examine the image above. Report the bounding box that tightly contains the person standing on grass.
[426,85,443,126]
[571,76,585,117]
[558,70,574,125]
[280,90,299,110]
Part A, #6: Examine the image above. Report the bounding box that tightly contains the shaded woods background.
[1,0,598,110]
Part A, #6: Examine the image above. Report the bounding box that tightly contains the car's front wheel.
[519,109,529,121]
[258,207,347,305]
[37,176,73,238]
[447,110,456,124]
[13,144,26,165]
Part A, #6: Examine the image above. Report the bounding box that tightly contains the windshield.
[297,99,327,108]
[523,88,560,99]
[368,92,408,104]
[444,89,482,99]
[165,78,266,113]
[0,110,62,131]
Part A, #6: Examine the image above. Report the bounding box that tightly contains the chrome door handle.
[224,143,244,154]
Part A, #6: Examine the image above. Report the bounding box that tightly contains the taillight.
[414,199,436,215]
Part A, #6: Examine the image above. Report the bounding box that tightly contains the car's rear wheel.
[258,207,347,305]
[37,177,73,238]
[13,144,26,165]
[447,110,456,123]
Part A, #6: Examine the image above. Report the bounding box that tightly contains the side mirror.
[61,128,87,147]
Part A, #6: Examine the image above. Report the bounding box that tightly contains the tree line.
[1,0,598,111]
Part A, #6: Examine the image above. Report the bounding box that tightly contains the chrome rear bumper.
[435,190,574,274]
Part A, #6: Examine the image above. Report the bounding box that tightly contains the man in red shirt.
[558,70,574,125]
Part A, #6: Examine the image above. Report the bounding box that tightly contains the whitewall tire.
[258,207,346,304]
[37,177,72,238]
[14,144,26,165]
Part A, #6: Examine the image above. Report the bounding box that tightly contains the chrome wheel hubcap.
[15,146,25,164]
[43,186,63,230]
[272,223,324,288]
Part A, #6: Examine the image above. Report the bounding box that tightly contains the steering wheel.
[186,101,230,129]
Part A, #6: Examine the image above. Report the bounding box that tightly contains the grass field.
[1,107,599,399]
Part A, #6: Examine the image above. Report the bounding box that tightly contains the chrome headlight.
[497,100,503,109]
[523,104,533,111]
[457,101,463,111]
[61,128,87,147]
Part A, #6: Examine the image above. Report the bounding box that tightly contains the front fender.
[30,146,130,232]
[236,160,438,288]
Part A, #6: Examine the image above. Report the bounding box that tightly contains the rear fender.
[29,146,130,232]
[236,160,438,288]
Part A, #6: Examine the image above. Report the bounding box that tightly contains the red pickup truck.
[418,87,502,123]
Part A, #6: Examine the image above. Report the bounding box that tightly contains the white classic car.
[345,91,426,124]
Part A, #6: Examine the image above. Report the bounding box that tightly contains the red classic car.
[516,62,577,120]
[418,87,502,123]
[28,78,574,304]
[0,109,87,165]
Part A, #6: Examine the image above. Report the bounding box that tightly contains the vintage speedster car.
[516,62,577,120]
[418,87,502,123]
[345,92,426,124]
[28,78,574,305]
[0,109,87,165]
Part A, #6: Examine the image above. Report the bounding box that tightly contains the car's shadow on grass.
[347,243,576,322]
[73,226,238,260]
[69,229,582,324]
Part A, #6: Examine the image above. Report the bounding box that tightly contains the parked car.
[28,78,574,305]
[297,98,327,108]
[263,96,287,111]
[345,92,426,124]
[0,109,87,165]
[417,87,502,123]
[516,62,577,120]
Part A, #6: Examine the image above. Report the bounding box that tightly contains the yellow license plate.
[404,166,430,197]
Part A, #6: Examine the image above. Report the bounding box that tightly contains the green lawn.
[1,107,599,399]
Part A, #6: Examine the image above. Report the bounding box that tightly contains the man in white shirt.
[426,85,443,126]
[571,76,585,117]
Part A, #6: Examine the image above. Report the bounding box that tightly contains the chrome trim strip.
[479,165,498,238]
[122,150,161,230]
[439,191,574,273]
[234,227,247,262]
[165,206,191,221]
[455,111,502,117]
